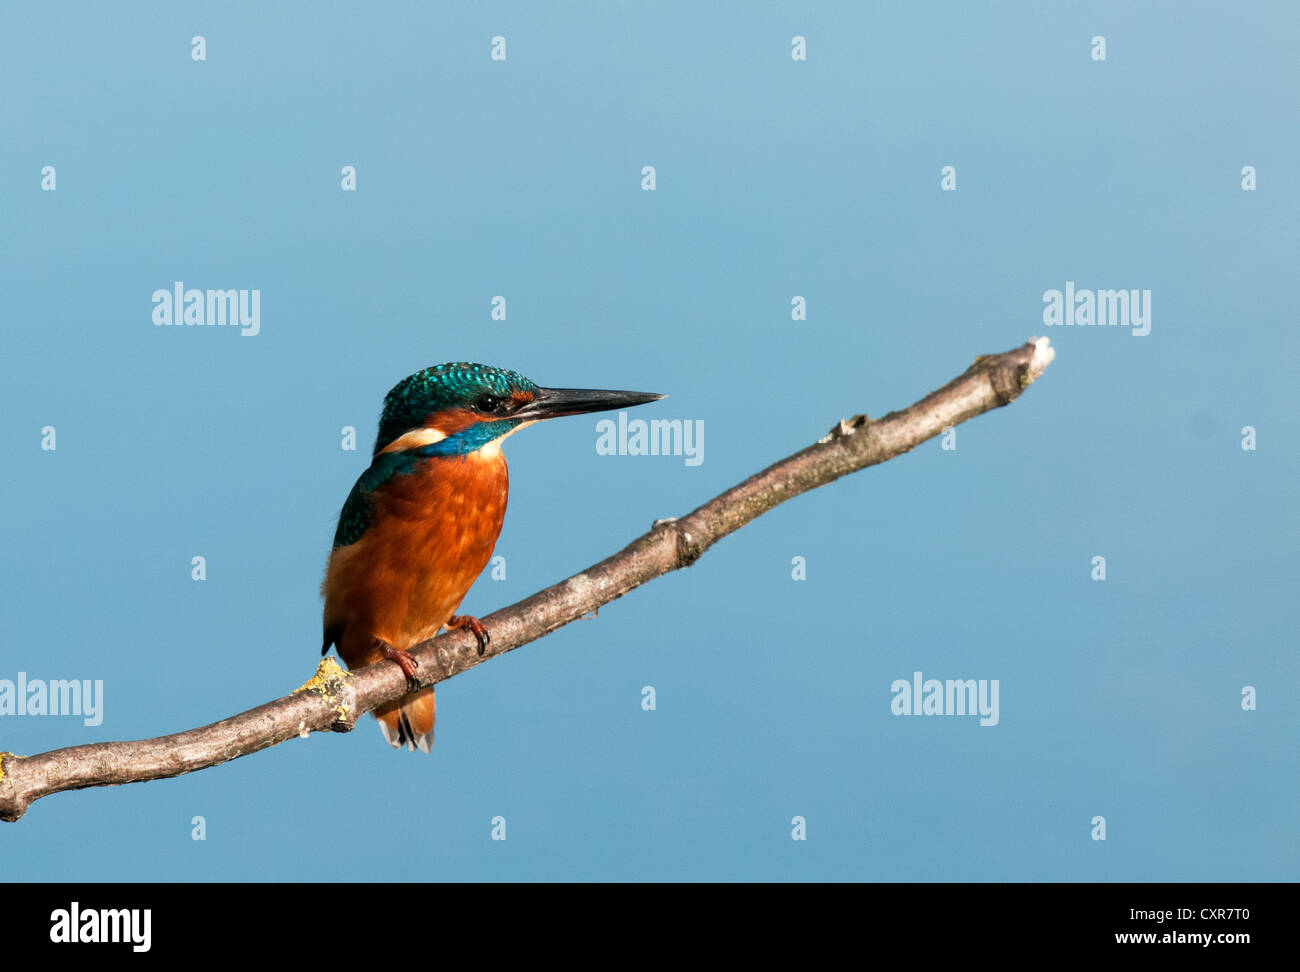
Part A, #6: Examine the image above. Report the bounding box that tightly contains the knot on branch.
[988,363,1026,406]
[968,337,1055,407]
[651,514,705,566]
[674,522,705,566]
[819,413,871,444]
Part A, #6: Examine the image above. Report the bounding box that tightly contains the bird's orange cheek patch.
[426,408,482,436]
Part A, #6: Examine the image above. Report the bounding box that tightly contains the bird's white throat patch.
[379,428,448,454]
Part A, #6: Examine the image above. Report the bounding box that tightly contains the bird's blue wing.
[331,451,420,549]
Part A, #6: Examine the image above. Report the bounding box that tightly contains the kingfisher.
[322,362,662,752]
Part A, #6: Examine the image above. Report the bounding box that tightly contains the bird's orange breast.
[322,449,509,668]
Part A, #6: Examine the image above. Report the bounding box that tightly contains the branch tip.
[1027,336,1055,380]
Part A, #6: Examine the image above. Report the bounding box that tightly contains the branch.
[0,337,1055,821]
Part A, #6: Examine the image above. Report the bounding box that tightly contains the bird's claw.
[448,614,491,656]
[375,639,421,691]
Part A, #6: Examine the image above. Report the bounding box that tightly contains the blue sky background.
[1,1,1295,881]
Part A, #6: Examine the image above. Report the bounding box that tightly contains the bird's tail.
[374,687,436,753]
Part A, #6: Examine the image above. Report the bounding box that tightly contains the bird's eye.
[474,394,504,413]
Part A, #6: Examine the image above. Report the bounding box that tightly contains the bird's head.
[374,362,663,457]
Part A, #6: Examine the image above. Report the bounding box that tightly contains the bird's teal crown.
[374,362,538,456]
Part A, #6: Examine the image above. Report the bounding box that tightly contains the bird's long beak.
[513,386,665,422]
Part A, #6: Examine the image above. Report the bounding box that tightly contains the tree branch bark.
[0,337,1055,822]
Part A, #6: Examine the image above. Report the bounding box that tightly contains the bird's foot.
[447,614,491,656]
[374,638,421,691]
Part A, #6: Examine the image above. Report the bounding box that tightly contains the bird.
[321,362,663,752]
